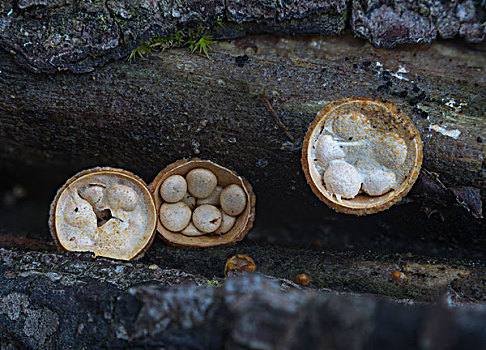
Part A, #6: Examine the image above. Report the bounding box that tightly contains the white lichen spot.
[428,124,461,139]
[397,65,408,74]
[23,308,59,345]
[0,293,30,320]
[443,98,467,112]
[389,65,409,81]
[191,139,200,154]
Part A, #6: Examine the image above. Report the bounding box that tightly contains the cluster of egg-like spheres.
[158,168,247,237]
[315,112,408,201]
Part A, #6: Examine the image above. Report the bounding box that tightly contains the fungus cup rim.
[149,158,256,248]
[301,97,423,215]
[49,167,157,260]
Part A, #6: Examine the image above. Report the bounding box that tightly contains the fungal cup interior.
[52,170,157,260]
[151,160,254,247]
[306,99,422,214]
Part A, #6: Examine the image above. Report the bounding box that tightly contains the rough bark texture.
[351,0,486,48]
[1,248,486,349]
[0,0,347,73]
[1,1,485,73]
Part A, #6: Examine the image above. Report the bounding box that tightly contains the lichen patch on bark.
[23,307,59,346]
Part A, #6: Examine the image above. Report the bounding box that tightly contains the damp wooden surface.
[0,34,484,234]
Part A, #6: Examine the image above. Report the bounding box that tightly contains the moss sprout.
[128,42,152,62]
[188,29,216,59]
[129,27,217,61]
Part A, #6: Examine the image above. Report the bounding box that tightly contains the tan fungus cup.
[149,159,256,247]
[302,97,423,215]
[49,167,157,260]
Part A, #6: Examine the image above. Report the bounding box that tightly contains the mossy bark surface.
[1,1,484,72]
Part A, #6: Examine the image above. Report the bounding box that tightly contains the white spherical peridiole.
[315,135,345,168]
[323,161,362,199]
[159,202,192,232]
[197,186,223,206]
[362,170,396,196]
[192,204,222,233]
[159,175,187,203]
[220,184,247,216]
[182,192,197,210]
[105,184,140,212]
[333,112,372,141]
[186,168,218,199]
[78,184,105,209]
[181,222,205,237]
[214,210,236,235]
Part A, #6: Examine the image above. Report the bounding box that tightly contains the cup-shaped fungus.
[149,159,256,247]
[49,167,157,260]
[302,97,423,215]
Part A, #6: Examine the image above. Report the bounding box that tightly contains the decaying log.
[1,33,484,239]
[1,3,485,348]
[1,248,486,349]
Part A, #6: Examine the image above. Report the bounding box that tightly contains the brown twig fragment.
[260,94,295,143]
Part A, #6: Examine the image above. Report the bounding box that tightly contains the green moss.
[128,42,152,62]
[151,30,186,51]
[129,27,217,61]
[188,30,216,59]
[206,280,222,288]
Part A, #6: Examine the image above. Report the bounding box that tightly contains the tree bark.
[1,1,484,73]
[0,249,486,349]
[1,248,486,349]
